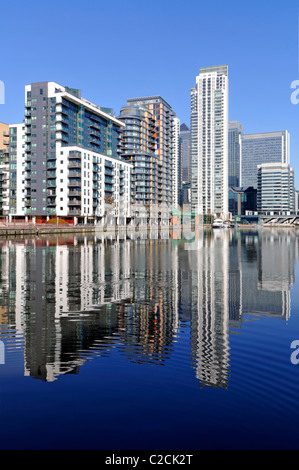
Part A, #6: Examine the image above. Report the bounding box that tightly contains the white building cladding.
[9,123,26,216]
[172,117,180,208]
[257,163,295,215]
[191,65,229,218]
[22,81,130,221]
[57,147,131,221]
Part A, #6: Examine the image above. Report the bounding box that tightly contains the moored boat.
[213,218,224,229]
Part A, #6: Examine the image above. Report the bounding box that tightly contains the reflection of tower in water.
[241,230,294,320]
[189,230,230,389]
[118,238,179,365]
[12,237,136,382]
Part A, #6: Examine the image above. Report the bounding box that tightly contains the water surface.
[0,228,299,450]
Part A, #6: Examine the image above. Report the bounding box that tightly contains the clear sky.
[1,0,299,185]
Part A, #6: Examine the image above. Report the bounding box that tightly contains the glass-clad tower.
[228,121,243,188]
[241,131,290,189]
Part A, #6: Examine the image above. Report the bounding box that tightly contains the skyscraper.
[228,121,243,187]
[120,96,179,208]
[180,123,191,183]
[241,131,290,189]
[191,65,229,218]
[119,105,157,206]
[179,123,191,204]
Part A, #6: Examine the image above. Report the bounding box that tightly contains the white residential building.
[20,81,130,223]
[172,116,180,208]
[191,65,229,219]
[9,123,26,216]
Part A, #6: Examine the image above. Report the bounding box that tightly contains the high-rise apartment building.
[120,96,179,208]
[191,65,229,218]
[257,163,295,214]
[173,117,180,207]
[20,82,131,222]
[179,123,191,205]
[180,123,191,183]
[241,131,290,189]
[228,121,243,187]
[119,104,157,206]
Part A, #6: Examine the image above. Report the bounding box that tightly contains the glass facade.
[241,131,290,189]
[228,186,257,216]
[179,123,191,205]
[228,121,243,187]
[257,163,295,214]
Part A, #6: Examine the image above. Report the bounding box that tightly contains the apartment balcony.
[105,185,113,194]
[68,199,81,206]
[105,160,114,169]
[56,132,69,143]
[89,122,101,131]
[68,161,81,169]
[68,170,81,178]
[68,151,82,160]
[105,168,114,177]
[69,190,81,197]
[68,208,81,216]
[68,179,81,188]
[47,198,56,207]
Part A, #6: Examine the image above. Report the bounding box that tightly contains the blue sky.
[1,0,299,184]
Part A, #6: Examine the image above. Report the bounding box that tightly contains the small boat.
[213,218,224,229]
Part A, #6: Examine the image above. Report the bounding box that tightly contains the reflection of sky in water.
[0,229,299,449]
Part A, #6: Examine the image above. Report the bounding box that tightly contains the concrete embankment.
[0,225,102,238]
[0,224,162,238]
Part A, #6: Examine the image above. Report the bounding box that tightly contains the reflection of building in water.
[258,231,295,292]
[241,230,294,320]
[228,234,243,328]
[1,234,180,381]
[118,238,180,365]
[189,230,230,389]
[0,241,10,325]
[0,228,296,386]
[5,237,134,382]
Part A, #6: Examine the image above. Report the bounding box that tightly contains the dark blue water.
[0,228,299,450]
